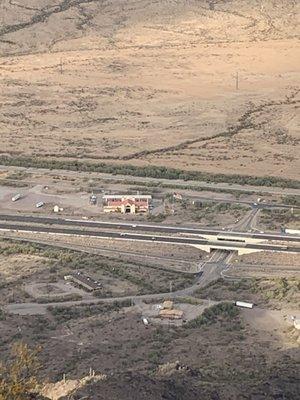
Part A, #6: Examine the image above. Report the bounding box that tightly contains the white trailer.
[235,301,254,309]
[11,193,21,202]
[142,317,149,326]
[36,201,44,208]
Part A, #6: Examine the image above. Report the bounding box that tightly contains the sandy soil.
[224,263,300,279]
[1,304,299,400]
[0,253,49,282]
[0,230,204,265]
[0,3,299,398]
[0,236,197,306]
[0,170,256,227]
[257,208,300,230]
[234,251,300,266]
[0,1,299,179]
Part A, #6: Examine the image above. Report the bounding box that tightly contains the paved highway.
[0,222,299,253]
[0,213,299,242]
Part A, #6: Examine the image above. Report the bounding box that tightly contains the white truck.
[36,201,44,208]
[11,193,22,202]
[235,301,254,309]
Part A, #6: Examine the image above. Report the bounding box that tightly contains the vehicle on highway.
[11,194,22,202]
[120,232,126,236]
[132,224,137,228]
[151,237,156,241]
[36,202,44,208]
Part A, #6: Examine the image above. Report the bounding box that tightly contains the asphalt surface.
[0,213,298,242]
[0,214,300,242]
[0,222,298,253]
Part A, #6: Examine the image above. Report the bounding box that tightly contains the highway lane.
[0,213,299,242]
[0,222,299,253]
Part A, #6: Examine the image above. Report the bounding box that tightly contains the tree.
[0,342,41,400]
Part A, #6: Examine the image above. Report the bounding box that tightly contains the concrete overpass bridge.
[190,233,269,255]
[0,223,296,255]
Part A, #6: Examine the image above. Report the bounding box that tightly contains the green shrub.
[0,156,298,188]
[48,299,131,323]
[0,309,6,321]
[184,302,239,329]
[35,293,82,303]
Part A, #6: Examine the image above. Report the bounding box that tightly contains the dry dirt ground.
[0,1,299,179]
[0,230,204,266]
[0,166,297,231]
[234,251,300,267]
[1,291,299,400]
[257,208,300,230]
[228,251,300,278]
[0,237,199,304]
[0,166,258,226]
[195,277,300,309]
[0,178,251,226]
[0,239,299,399]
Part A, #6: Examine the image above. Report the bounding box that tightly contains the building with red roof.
[103,194,152,214]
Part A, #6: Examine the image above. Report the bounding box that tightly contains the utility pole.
[235,71,239,90]
[60,58,63,74]
[169,281,172,294]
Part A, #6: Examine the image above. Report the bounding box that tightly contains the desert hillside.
[0,0,299,179]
